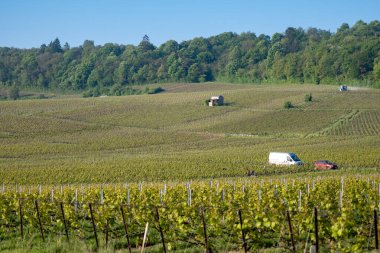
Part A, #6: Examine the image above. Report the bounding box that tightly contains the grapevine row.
[0,175,379,251]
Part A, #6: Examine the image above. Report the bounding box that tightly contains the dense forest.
[1,20,380,97]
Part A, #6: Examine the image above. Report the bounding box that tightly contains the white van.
[269,152,303,166]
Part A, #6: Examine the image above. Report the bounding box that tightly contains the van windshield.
[290,153,301,162]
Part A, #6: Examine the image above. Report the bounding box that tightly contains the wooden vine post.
[375,209,379,250]
[141,222,149,253]
[154,206,167,253]
[89,203,99,249]
[60,202,70,242]
[120,205,132,253]
[19,199,23,239]
[286,210,296,253]
[314,207,319,253]
[238,209,248,253]
[34,200,45,242]
[105,218,109,248]
[201,207,211,253]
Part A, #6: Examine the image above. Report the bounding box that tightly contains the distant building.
[209,95,224,106]
[339,85,348,91]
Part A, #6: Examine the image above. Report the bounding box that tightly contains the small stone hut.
[209,95,224,106]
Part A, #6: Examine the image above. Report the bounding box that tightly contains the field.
[0,83,380,252]
[0,83,379,184]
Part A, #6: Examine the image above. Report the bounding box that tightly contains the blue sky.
[0,0,379,48]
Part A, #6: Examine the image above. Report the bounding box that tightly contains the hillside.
[0,83,379,184]
[0,20,380,97]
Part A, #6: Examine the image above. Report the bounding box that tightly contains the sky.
[0,0,379,49]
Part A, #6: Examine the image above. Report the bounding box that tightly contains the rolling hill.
[0,83,379,184]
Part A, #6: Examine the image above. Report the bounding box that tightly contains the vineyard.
[0,174,379,252]
[0,84,379,184]
[326,111,380,136]
[0,83,379,251]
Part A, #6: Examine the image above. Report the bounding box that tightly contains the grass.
[0,83,379,184]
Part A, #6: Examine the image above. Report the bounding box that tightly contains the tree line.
[1,20,380,96]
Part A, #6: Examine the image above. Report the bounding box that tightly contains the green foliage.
[283,101,293,109]
[82,86,100,97]
[1,20,380,92]
[36,94,48,99]
[0,82,378,252]
[110,83,124,96]
[0,174,378,252]
[373,59,380,83]
[48,38,63,53]
[145,86,164,94]
[8,85,19,100]
[83,85,164,97]
[124,87,143,95]
[305,93,313,102]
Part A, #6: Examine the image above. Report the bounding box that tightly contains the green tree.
[48,38,63,53]
[0,20,380,91]
[63,42,70,51]
[73,60,94,89]
[159,40,179,55]
[138,35,155,52]
[187,63,201,82]
[8,84,20,100]
[373,59,380,82]
[283,101,294,109]
[110,84,124,96]
[157,64,167,80]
